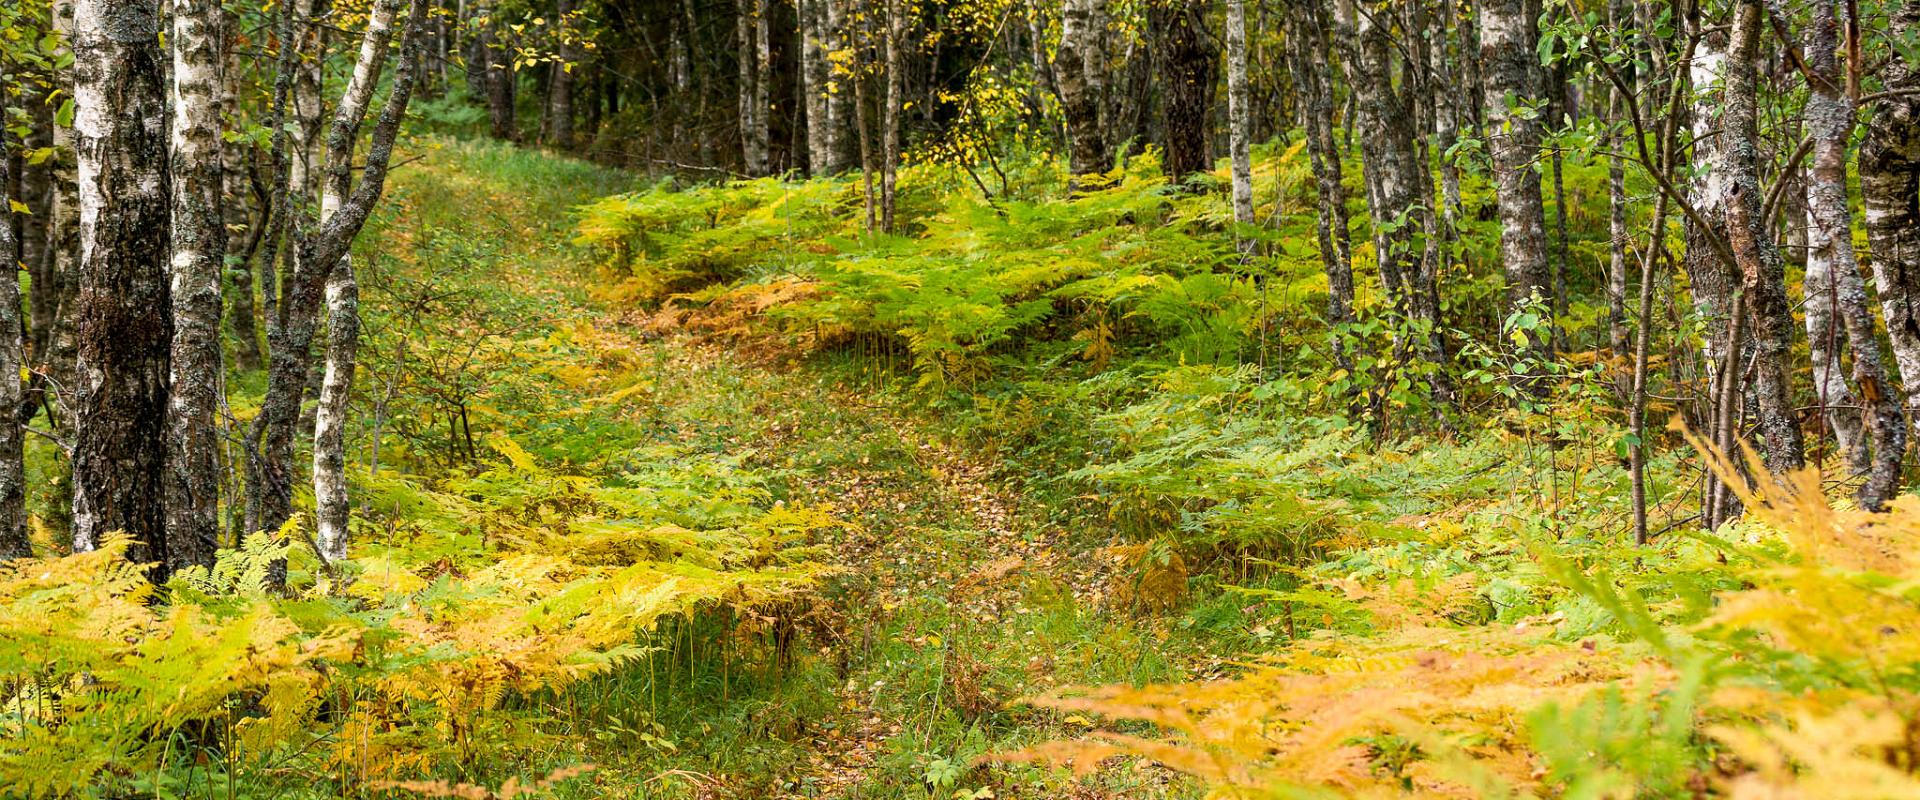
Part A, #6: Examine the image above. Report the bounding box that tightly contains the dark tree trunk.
[0,65,31,561]
[1150,0,1218,184]
[545,0,576,148]
[1286,0,1354,371]
[70,0,176,578]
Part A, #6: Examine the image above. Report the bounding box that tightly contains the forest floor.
[364,140,1225,798]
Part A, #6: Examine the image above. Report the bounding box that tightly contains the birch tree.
[1863,0,1920,449]
[70,0,175,575]
[1479,0,1550,360]
[1286,0,1354,370]
[1224,0,1255,245]
[165,0,229,568]
[1054,0,1108,179]
[249,0,430,557]
[1798,0,1903,508]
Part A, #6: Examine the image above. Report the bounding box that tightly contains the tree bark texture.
[1224,0,1255,238]
[165,0,230,570]
[1863,0,1920,454]
[0,66,31,561]
[1479,0,1550,357]
[70,0,176,578]
[1054,0,1108,178]
[1286,0,1354,369]
[1150,0,1217,184]
[1721,0,1803,473]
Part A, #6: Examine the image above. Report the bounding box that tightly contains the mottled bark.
[1721,0,1802,473]
[1287,0,1354,370]
[0,67,31,561]
[1801,0,1904,508]
[1150,0,1217,184]
[70,0,175,577]
[1479,0,1550,359]
[1224,0,1255,241]
[799,0,838,174]
[166,0,229,571]
[1054,0,1108,178]
[1344,0,1451,404]
[1862,0,1920,456]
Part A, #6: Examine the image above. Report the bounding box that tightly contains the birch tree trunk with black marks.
[1345,0,1450,405]
[1862,0,1920,450]
[800,0,837,174]
[312,0,402,564]
[1799,0,1904,508]
[1721,0,1802,473]
[1479,0,1550,360]
[166,0,229,570]
[1287,0,1353,371]
[0,68,31,561]
[70,0,175,578]
[1054,0,1108,179]
[1224,0,1254,242]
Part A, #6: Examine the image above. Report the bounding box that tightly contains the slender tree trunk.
[545,0,575,148]
[483,1,517,142]
[737,0,769,174]
[1224,0,1254,246]
[311,0,402,564]
[1862,0,1920,453]
[880,0,904,231]
[1287,0,1354,372]
[1150,0,1218,184]
[1344,0,1451,407]
[0,67,31,561]
[1479,0,1551,361]
[1721,0,1803,473]
[71,0,175,577]
[1054,0,1108,179]
[166,0,229,571]
[39,0,82,408]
